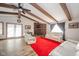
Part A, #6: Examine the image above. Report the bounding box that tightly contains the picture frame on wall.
[69,22,79,29]
[25,25,31,29]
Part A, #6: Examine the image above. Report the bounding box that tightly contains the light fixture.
[17,9,21,23]
[17,17,21,23]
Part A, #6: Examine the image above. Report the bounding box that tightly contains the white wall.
[46,24,51,33]
[65,18,79,41]
[0,14,34,39]
[0,14,50,39]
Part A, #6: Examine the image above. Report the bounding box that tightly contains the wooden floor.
[0,38,37,56]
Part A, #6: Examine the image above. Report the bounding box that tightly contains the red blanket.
[31,36,61,56]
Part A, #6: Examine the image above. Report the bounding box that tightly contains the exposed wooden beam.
[0,3,17,9]
[27,12,50,24]
[0,3,50,24]
[21,14,37,22]
[0,11,17,15]
[0,11,38,22]
[30,3,58,22]
[60,3,72,21]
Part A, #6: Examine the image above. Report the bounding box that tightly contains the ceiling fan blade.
[21,8,31,14]
[22,10,25,14]
[18,3,31,14]
[23,8,31,12]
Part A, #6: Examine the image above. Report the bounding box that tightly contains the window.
[51,24,63,33]
[15,25,22,37]
[7,23,23,38]
[0,22,3,35]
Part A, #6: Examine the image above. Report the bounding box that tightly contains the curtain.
[58,22,65,41]
[50,24,55,31]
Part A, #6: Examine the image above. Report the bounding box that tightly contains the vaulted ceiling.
[0,3,78,24]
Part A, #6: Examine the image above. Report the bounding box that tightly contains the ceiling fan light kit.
[17,3,31,23]
[17,18,21,23]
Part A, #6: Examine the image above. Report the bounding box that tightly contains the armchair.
[24,32,36,44]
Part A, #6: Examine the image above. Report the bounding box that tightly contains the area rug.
[31,36,61,56]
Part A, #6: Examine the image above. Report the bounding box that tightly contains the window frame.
[0,21,4,35]
[6,23,23,38]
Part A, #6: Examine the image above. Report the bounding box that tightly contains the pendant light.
[17,9,21,23]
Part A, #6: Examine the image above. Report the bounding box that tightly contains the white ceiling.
[23,3,55,23]
[38,3,67,22]
[66,3,79,19]
[0,3,79,24]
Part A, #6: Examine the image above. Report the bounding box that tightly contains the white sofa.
[45,32,63,42]
[24,32,36,44]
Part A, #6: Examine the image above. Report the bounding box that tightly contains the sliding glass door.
[15,25,22,37]
[7,24,15,37]
[0,22,3,35]
[7,23,22,38]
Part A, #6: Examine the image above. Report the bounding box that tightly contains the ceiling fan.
[17,3,31,23]
[17,3,31,14]
[0,3,31,23]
